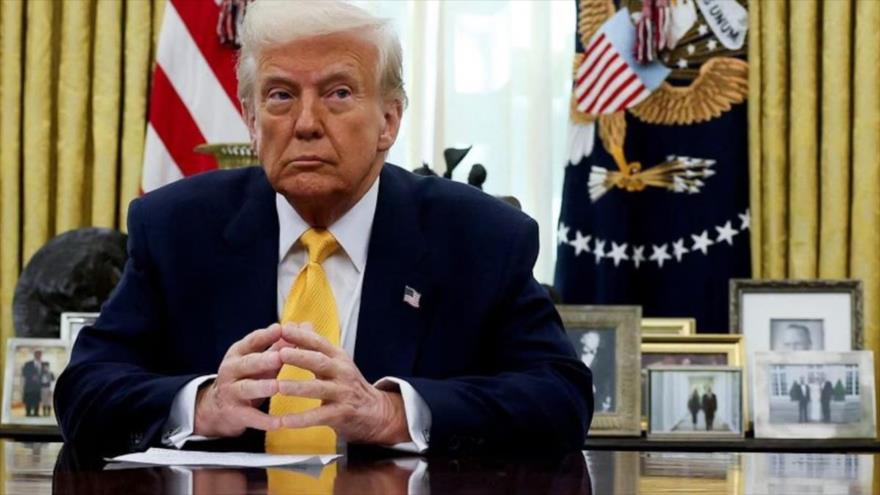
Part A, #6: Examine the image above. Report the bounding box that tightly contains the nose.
[294,93,324,141]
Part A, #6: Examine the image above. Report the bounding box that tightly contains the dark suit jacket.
[55,164,593,456]
[22,360,41,398]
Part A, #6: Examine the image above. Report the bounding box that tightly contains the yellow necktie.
[266,228,340,455]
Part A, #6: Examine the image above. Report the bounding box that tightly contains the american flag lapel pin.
[403,286,421,308]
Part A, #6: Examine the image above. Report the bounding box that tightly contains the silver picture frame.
[557,305,642,437]
[59,312,100,344]
[1,338,71,428]
[646,365,744,440]
[753,351,876,439]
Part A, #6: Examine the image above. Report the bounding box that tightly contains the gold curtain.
[0,0,165,346]
[749,0,880,398]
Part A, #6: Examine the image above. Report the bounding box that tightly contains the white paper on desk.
[105,448,341,468]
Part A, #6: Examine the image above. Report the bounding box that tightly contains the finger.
[238,406,281,432]
[279,347,340,378]
[225,350,282,379]
[277,379,342,402]
[228,324,282,357]
[280,324,343,358]
[267,337,298,352]
[232,379,279,401]
[279,403,345,430]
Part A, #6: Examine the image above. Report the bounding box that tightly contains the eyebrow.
[259,65,362,91]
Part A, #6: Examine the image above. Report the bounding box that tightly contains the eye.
[267,89,292,101]
[330,88,352,99]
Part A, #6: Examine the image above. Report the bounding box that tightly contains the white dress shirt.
[163,177,431,453]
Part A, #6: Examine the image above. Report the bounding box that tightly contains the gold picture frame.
[557,305,642,437]
[641,318,697,337]
[640,334,746,431]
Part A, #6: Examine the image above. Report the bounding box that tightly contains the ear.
[377,99,403,152]
[243,102,260,151]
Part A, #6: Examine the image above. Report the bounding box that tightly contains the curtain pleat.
[22,0,57,264]
[787,0,818,279]
[851,0,880,376]
[56,0,94,233]
[91,0,123,228]
[751,0,880,435]
[759,0,788,278]
[818,0,852,279]
[0,0,24,364]
[0,0,163,352]
[747,0,762,277]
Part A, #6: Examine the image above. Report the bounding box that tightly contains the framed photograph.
[730,279,863,423]
[640,334,745,429]
[1,339,70,427]
[641,318,696,337]
[647,366,744,440]
[59,312,99,343]
[558,305,642,436]
[753,351,876,439]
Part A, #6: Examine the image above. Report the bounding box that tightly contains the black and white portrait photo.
[648,367,743,439]
[770,319,824,351]
[768,364,861,425]
[568,328,616,413]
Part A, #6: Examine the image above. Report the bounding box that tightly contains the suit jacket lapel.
[355,165,430,382]
[212,169,279,360]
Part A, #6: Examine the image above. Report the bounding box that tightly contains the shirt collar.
[275,176,380,273]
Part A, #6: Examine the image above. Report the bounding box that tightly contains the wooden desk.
[2,438,878,494]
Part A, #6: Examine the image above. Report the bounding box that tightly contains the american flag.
[142,0,249,193]
[573,8,669,116]
[403,286,421,309]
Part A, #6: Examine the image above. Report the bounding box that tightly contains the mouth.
[288,155,332,168]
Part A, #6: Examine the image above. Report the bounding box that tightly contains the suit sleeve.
[405,217,594,454]
[54,199,200,456]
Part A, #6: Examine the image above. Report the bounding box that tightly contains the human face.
[781,327,811,351]
[245,32,402,225]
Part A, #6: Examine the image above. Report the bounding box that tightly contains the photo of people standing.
[2,340,69,426]
[769,364,861,425]
[649,368,743,438]
[680,385,719,432]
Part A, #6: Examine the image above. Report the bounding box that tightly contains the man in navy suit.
[55,0,592,456]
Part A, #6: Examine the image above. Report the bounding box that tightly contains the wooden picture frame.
[641,318,696,337]
[647,366,744,440]
[557,305,642,436]
[753,351,876,439]
[730,279,863,424]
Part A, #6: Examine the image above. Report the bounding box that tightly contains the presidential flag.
[555,0,751,331]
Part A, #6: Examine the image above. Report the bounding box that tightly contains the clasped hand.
[194,323,409,445]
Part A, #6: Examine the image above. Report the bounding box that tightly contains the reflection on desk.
[0,439,877,493]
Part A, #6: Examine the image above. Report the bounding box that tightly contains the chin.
[278,174,347,204]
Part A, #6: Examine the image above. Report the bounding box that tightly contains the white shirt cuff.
[162,375,218,449]
[374,377,432,454]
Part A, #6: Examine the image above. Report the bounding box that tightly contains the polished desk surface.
[3,439,878,494]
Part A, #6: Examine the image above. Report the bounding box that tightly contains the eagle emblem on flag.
[570,0,748,202]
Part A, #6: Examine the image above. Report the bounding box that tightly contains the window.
[771,365,787,397]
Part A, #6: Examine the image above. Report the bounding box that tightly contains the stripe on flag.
[142,0,250,193]
[572,8,672,116]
